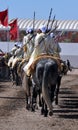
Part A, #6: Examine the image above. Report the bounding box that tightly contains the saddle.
[17,58,29,74]
[28,54,62,76]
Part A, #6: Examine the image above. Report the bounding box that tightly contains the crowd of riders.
[8,25,62,77]
[0,24,72,80]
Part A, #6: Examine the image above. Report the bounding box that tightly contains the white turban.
[26,27,33,33]
[39,25,47,33]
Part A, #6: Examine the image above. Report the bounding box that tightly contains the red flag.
[9,19,19,41]
[0,9,8,26]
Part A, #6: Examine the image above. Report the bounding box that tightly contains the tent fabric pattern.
[0,24,10,30]
[17,19,78,31]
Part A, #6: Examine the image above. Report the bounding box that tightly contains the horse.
[19,61,37,111]
[30,56,62,116]
[8,55,23,86]
[0,53,12,79]
[19,55,62,115]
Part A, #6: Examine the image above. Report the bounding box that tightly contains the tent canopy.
[17,19,78,31]
[0,24,10,30]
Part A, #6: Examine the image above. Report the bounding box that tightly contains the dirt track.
[0,69,78,130]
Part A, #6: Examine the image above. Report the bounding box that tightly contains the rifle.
[21,33,36,50]
[21,11,36,49]
[46,8,52,31]
[50,15,56,30]
[33,11,35,33]
[33,11,36,44]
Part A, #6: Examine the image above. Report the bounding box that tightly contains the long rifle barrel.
[50,15,56,29]
[33,11,35,31]
[46,8,52,30]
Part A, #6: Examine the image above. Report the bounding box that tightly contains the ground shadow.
[54,87,78,119]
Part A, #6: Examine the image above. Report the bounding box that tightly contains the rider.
[50,32,61,57]
[23,24,53,76]
[11,44,24,69]
[23,25,62,76]
[17,27,35,73]
[23,27,35,60]
[10,42,19,55]
[8,43,20,68]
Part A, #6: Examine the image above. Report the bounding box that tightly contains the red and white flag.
[9,19,19,41]
[0,9,8,26]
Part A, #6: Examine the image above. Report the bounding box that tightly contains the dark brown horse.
[31,57,62,116]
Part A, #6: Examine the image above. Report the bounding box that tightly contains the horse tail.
[42,63,53,114]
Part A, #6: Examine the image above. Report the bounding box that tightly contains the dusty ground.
[0,69,78,130]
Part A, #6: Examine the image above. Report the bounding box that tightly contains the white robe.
[23,33,61,75]
[23,33,34,59]
[12,48,23,68]
[23,33,52,75]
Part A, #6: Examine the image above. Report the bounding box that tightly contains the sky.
[0,0,78,66]
[0,0,78,21]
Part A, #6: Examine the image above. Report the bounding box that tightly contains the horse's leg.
[22,73,31,110]
[40,97,48,117]
[38,89,42,107]
[43,102,48,117]
[25,94,28,109]
[30,84,38,112]
[11,68,16,85]
[41,97,45,115]
[14,64,21,86]
[55,76,62,105]
[15,72,19,85]
[50,85,56,103]
[8,67,11,80]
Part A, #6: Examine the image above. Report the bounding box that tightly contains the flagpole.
[17,25,19,42]
[16,18,19,42]
[7,29,10,52]
[7,7,9,52]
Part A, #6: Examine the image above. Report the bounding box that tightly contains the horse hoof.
[55,100,58,105]
[26,104,30,110]
[49,111,53,116]
[44,114,48,117]
[26,106,30,110]
[39,101,42,107]
[44,110,48,117]
[31,107,35,112]
[41,109,44,115]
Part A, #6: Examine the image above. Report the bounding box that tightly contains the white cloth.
[12,57,18,68]
[51,38,61,55]
[39,25,47,33]
[23,32,61,75]
[23,33,52,74]
[26,27,33,33]
[12,48,23,68]
[8,56,14,67]
[14,48,23,58]
[23,33,34,59]
[11,46,18,55]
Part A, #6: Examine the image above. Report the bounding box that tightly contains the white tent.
[0,24,10,30]
[17,19,78,31]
